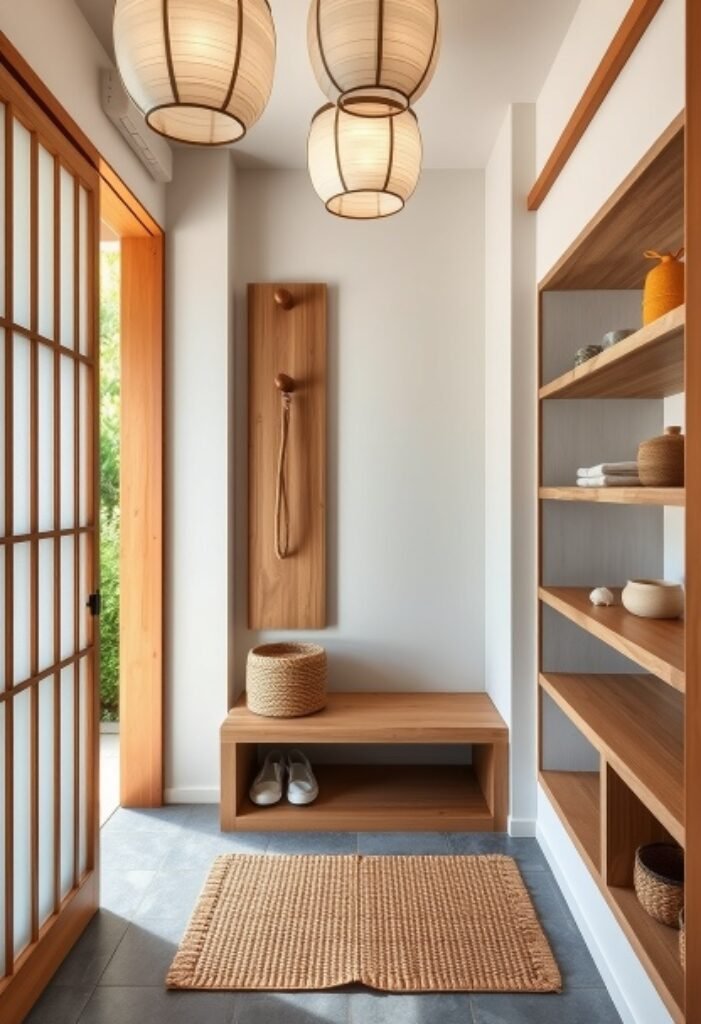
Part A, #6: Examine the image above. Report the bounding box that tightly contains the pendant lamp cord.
[275,391,292,560]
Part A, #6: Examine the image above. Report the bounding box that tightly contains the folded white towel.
[577,462,638,478]
[577,475,641,487]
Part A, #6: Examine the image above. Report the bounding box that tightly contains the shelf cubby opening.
[604,764,684,1021]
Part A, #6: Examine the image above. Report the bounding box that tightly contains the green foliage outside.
[100,247,120,721]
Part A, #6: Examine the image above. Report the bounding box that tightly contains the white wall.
[232,170,485,701]
[0,0,166,224]
[165,149,237,802]
[536,0,684,280]
[484,104,537,832]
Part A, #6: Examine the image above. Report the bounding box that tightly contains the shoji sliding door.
[0,63,99,1021]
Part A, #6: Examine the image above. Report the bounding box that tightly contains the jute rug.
[166,854,561,993]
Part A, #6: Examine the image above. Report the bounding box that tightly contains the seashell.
[589,587,614,607]
[602,329,635,349]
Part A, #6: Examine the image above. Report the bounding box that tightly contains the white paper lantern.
[308,0,440,118]
[308,104,422,219]
[113,0,276,145]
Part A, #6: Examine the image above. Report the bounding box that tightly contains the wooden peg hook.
[274,287,294,311]
[275,372,296,395]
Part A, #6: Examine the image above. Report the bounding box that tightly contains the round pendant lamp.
[308,104,422,219]
[308,0,440,118]
[113,0,276,146]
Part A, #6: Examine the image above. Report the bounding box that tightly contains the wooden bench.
[220,691,509,832]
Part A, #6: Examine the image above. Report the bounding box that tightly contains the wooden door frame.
[100,174,164,808]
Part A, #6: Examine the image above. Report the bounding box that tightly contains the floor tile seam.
[93,921,133,989]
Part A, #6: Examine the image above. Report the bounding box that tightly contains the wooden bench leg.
[221,741,255,832]
[474,742,509,832]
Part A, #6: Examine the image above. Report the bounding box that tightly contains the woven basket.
[638,426,684,487]
[246,643,327,718]
[634,844,684,928]
[680,909,685,968]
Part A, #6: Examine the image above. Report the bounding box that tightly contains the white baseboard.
[537,786,672,1024]
[508,816,536,837]
[164,787,220,804]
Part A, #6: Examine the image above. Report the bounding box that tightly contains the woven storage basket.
[634,844,684,928]
[246,643,327,718]
[638,426,685,487]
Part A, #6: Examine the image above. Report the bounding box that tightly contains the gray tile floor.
[26,806,622,1023]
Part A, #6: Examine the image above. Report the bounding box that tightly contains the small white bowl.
[602,328,635,349]
[622,579,684,619]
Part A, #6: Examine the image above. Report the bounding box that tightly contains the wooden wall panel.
[119,236,163,807]
[248,283,326,630]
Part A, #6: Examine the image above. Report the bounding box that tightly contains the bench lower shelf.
[233,764,494,832]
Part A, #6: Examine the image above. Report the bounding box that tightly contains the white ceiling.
[76,0,580,169]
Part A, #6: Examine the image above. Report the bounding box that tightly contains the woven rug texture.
[167,854,561,993]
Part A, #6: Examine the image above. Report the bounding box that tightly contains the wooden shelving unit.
[609,885,685,1016]
[538,112,690,1022]
[539,486,684,506]
[539,587,685,692]
[540,673,683,843]
[539,769,601,874]
[539,304,684,399]
[220,691,508,833]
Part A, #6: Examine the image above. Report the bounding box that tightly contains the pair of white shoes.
[249,749,319,807]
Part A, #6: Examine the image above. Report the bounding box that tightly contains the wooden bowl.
[622,579,684,619]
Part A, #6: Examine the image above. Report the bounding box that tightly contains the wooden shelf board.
[608,886,685,1023]
[539,485,684,506]
[540,770,684,1022]
[223,691,508,745]
[234,764,493,832]
[539,587,685,692]
[540,673,684,844]
[539,770,601,874]
[539,305,685,399]
[539,116,684,291]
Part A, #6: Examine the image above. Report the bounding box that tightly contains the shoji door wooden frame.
[0,34,165,815]
[0,31,164,1022]
[0,49,100,1024]
[100,170,164,809]
[0,38,166,808]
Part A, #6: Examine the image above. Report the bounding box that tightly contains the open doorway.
[99,165,164,813]
[99,228,121,824]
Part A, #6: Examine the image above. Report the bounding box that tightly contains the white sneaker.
[249,750,286,806]
[286,750,319,806]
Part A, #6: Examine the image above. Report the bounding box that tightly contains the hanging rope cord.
[274,383,293,560]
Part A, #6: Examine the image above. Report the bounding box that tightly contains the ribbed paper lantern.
[308,104,422,219]
[308,0,440,118]
[113,0,276,145]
